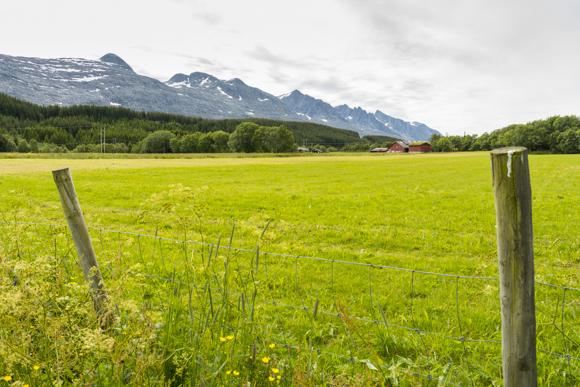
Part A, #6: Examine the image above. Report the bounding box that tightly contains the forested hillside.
[0,93,364,152]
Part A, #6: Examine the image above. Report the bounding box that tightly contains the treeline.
[0,93,364,150]
[0,123,296,154]
[430,115,580,153]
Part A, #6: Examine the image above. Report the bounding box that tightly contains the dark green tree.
[141,131,175,153]
[197,133,214,153]
[262,126,295,153]
[437,137,452,152]
[556,129,580,154]
[228,122,259,153]
[212,131,230,153]
[180,133,202,153]
[170,135,182,153]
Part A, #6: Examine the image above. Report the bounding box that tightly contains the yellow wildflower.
[227,335,234,340]
[262,357,269,363]
[220,337,226,342]
[269,376,275,381]
[33,365,40,370]
[272,368,279,373]
[226,371,231,375]
[269,343,275,348]
[233,371,240,376]
[277,375,281,379]
[3,376,12,381]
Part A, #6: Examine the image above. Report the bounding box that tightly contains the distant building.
[409,142,431,153]
[370,147,389,152]
[311,149,323,153]
[387,141,409,153]
[297,147,309,153]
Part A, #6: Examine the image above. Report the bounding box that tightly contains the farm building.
[297,147,309,153]
[370,147,390,152]
[387,141,409,153]
[409,142,431,153]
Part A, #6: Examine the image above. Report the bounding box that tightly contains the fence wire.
[1,221,579,386]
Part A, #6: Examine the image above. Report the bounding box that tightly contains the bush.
[73,144,88,153]
[29,139,39,153]
[0,135,17,152]
[132,141,143,154]
[113,143,129,153]
[39,143,56,153]
[17,139,31,153]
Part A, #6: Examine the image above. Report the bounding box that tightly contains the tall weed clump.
[0,224,163,386]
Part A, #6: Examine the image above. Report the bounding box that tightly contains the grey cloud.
[245,46,321,71]
[192,10,222,25]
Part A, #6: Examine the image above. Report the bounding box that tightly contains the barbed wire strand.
[3,221,580,385]
[6,222,579,350]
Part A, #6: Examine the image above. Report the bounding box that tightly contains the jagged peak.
[278,90,305,99]
[190,72,217,80]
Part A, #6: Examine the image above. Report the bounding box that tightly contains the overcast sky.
[3,0,580,135]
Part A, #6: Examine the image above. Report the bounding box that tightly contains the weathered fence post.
[491,147,537,387]
[52,168,114,328]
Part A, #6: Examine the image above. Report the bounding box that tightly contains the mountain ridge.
[0,53,441,141]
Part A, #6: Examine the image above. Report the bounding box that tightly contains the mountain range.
[0,53,441,141]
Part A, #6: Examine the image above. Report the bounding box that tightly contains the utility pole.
[100,127,106,154]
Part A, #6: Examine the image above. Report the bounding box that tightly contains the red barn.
[409,142,431,153]
[388,141,409,153]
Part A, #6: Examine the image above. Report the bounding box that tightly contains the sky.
[2,0,580,135]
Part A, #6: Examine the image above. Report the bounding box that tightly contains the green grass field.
[1,152,579,386]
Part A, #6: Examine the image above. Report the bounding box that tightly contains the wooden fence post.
[52,168,114,328]
[490,147,537,387]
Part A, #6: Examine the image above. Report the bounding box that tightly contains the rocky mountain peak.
[167,73,189,84]
[99,53,134,73]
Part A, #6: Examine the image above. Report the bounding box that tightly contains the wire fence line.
[2,220,579,386]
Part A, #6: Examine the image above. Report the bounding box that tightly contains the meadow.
[1,152,579,386]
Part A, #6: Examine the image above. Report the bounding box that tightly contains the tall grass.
[1,219,578,386]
